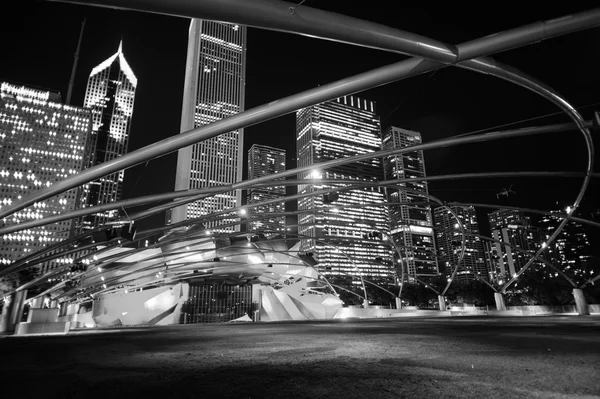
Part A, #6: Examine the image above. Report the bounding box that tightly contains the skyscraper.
[539,210,592,279]
[487,209,545,282]
[246,144,286,237]
[296,96,393,291]
[80,41,137,228]
[0,82,92,273]
[170,20,247,230]
[382,127,437,279]
[434,206,487,281]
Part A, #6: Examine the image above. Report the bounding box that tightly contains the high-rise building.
[382,127,437,279]
[170,20,247,230]
[296,96,393,290]
[80,41,137,228]
[246,144,286,236]
[487,209,545,283]
[433,206,487,281]
[539,210,593,279]
[0,82,92,273]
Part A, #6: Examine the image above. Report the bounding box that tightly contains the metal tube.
[0,164,593,239]
[6,6,598,300]
[1,166,592,237]
[4,6,599,219]
[447,202,600,230]
[51,0,458,63]
[0,57,438,220]
[459,57,594,294]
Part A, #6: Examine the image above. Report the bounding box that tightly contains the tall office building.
[487,209,545,282]
[170,20,247,230]
[246,144,286,236]
[434,206,487,281]
[539,210,592,278]
[382,127,437,279]
[0,82,92,273]
[296,96,393,290]
[80,41,137,228]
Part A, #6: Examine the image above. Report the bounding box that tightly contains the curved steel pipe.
[51,0,459,62]
[448,202,600,230]
[3,8,599,219]
[50,1,600,65]
[5,6,598,303]
[0,123,589,238]
[458,57,594,293]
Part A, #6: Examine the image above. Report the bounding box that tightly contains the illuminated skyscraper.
[80,41,137,228]
[539,210,592,278]
[170,20,247,230]
[296,96,393,291]
[246,144,286,236]
[382,127,437,279]
[434,206,487,281]
[0,82,92,272]
[487,209,545,282]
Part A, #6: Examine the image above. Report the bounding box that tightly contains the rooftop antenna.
[66,18,86,105]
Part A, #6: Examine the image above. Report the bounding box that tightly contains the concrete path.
[1,316,599,398]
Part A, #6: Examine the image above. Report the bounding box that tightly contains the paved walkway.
[1,316,599,398]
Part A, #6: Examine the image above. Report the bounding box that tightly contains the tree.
[0,267,39,297]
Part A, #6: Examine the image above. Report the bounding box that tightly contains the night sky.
[2,1,599,239]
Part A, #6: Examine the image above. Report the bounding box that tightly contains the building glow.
[383,127,437,278]
[80,41,137,229]
[170,20,247,231]
[0,82,92,273]
[296,95,393,288]
[246,144,286,237]
[434,206,487,282]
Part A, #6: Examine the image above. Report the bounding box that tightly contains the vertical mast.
[66,18,86,105]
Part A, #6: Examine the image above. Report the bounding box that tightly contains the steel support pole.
[573,288,590,315]
[494,292,506,311]
[438,295,447,311]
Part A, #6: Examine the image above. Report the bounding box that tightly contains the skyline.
[1,2,599,237]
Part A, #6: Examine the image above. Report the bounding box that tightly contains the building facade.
[538,210,593,279]
[296,96,393,292]
[382,127,437,279]
[487,209,545,283]
[246,144,286,236]
[0,82,92,273]
[80,41,137,229]
[434,206,487,281]
[170,20,247,231]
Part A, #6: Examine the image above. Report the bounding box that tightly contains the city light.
[310,170,322,179]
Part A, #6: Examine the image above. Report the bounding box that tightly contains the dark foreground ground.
[1,316,599,399]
